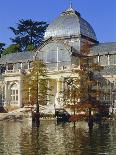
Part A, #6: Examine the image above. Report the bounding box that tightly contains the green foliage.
[27,44,35,51]
[22,60,49,112]
[3,44,20,55]
[0,42,5,55]
[10,19,48,51]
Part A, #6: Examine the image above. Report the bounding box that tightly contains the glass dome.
[44,6,97,41]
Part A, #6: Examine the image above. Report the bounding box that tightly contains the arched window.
[10,84,18,103]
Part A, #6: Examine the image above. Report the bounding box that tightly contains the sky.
[0,0,116,46]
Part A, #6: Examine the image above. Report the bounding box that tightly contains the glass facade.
[37,42,71,70]
[100,55,108,66]
[110,55,116,65]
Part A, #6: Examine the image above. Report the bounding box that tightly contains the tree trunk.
[32,103,40,127]
[36,103,39,113]
[88,108,93,129]
[89,108,91,119]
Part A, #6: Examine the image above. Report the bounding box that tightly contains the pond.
[0,119,116,155]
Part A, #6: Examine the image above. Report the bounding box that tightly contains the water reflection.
[0,119,116,155]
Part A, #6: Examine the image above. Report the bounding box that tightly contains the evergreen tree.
[3,44,20,55]
[0,42,5,56]
[10,19,48,51]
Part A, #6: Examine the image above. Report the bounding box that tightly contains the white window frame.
[10,84,18,104]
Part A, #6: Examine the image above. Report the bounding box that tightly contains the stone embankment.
[0,108,31,121]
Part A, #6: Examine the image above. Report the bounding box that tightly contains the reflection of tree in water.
[86,124,110,155]
[20,127,38,155]
[20,125,49,155]
[71,123,111,155]
[55,122,89,155]
[57,122,112,155]
[66,122,90,155]
[19,121,115,155]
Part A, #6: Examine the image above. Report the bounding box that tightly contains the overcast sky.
[0,0,116,46]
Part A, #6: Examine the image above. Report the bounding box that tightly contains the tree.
[23,60,48,110]
[27,44,35,51]
[3,44,20,55]
[22,60,50,125]
[63,42,104,124]
[0,42,5,56]
[10,19,48,51]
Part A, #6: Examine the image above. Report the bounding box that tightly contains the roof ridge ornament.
[67,0,74,12]
[61,1,81,17]
[61,2,75,16]
[69,1,73,9]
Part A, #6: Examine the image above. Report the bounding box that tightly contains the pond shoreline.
[0,107,31,121]
[0,110,116,123]
[0,112,29,121]
[0,110,56,121]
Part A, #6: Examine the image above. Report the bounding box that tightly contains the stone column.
[4,81,10,106]
[62,79,64,93]
[4,82,7,106]
[108,54,110,66]
[20,62,23,69]
[47,80,50,105]
[97,54,100,64]
[1,84,4,106]
[6,63,8,71]
[29,87,31,103]
[18,78,22,107]
[28,61,30,70]
[57,47,59,71]
[55,78,64,108]
[61,79,65,107]
[55,79,61,108]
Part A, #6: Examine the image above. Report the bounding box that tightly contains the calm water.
[0,119,116,155]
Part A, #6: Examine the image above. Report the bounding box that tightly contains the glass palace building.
[0,6,116,113]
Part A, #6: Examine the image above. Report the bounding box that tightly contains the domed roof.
[44,6,97,41]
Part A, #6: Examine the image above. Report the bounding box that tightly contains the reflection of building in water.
[1,122,21,155]
[0,5,116,113]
